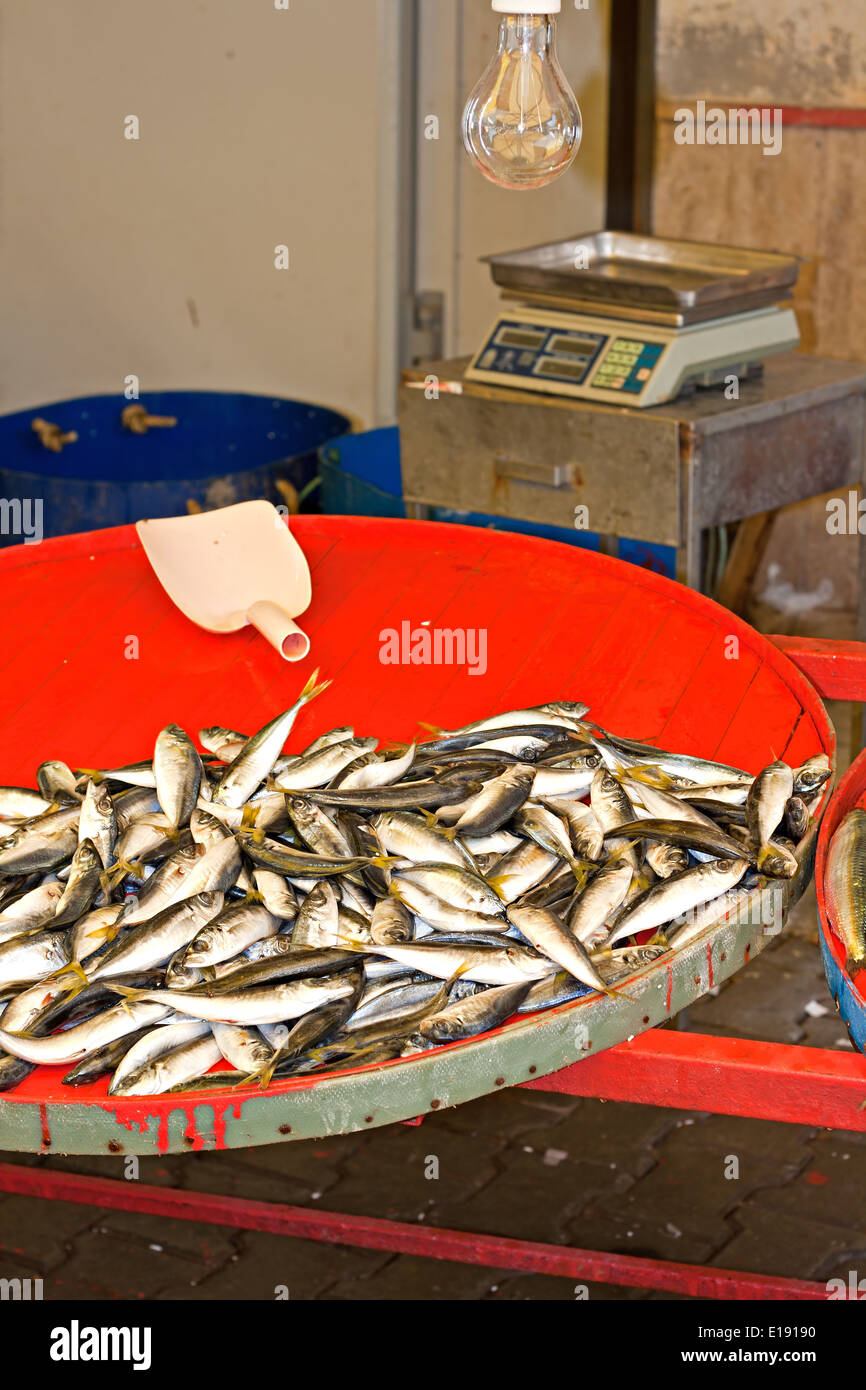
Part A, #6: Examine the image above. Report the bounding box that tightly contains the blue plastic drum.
[0,391,350,545]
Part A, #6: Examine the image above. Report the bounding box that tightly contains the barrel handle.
[31,418,78,453]
[122,404,178,434]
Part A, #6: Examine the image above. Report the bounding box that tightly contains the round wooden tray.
[0,518,834,1153]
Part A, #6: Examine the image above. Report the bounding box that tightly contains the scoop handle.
[246,600,311,662]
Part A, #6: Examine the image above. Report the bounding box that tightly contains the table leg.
[404,501,432,520]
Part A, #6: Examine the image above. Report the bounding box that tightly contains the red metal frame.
[0,547,863,1298]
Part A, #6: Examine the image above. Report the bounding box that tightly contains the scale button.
[481,350,497,369]
[519,352,535,367]
[611,377,626,388]
[636,368,652,381]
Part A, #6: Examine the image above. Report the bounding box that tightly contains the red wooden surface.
[0,519,835,1122]
[523,1029,866,1130]
[769,634,866,703]
[0,1163,829,1300]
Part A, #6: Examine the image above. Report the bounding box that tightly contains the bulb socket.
[491,1,561,13]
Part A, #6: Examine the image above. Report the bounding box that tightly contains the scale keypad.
[592,339,665,394]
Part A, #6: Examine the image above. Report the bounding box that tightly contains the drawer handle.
[494,455,573,488]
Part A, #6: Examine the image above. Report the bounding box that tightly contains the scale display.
[473,318,666,396]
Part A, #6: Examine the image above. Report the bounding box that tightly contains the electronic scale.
[466,232,801,408]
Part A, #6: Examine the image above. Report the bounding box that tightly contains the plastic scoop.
[136,501,313,662]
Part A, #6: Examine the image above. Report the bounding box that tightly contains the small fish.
[274,737,378,792]
[606,858,749,946]
[88,891,225,981]
[419,981,530,1043]
[108,1020,212,1095]
[369,896,414,945]
[452,765,536,836]
[112,972,358,1027]
[0,880,66,942]
[213,671,330,808]
[0,787,55,820]
[0,999,172,1066]
[566,860,634,949]
[183,901,279,968]
[507,905,611,994]
[746,761,797,876]
[51,839,103,926]
[825,808,866,974]
[113,1033,224,1096]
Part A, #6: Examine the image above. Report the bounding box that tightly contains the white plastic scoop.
[136,501,312,662]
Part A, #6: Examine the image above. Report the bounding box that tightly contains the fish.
[371,810,474,869]
[507,905,611,994]
[452,765,536,836]
[0,880,66,942]
[418,981,530,1043]
[746,761,797,876]
[113,1033,225,1096]
[51,839,103,925]
[212,671,330,808]
[825,808,866,974]
[108,1020,212,1095]
[606,858,749,946]
[111,972,358,1026]
[274,737,378,792]
[183,901,279,968]
[0,787,55,820]
[87,891,225,980]
[566,860,634,949]
[0,999,172,1066]
[0,929,70,988]
[78,780,117,875]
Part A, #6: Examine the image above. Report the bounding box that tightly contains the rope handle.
[122,404,178,434]
[31,418,78,453]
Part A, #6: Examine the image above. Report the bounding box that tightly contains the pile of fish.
[0,671,831,1097]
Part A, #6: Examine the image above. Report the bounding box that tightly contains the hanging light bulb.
[462,2,582,191]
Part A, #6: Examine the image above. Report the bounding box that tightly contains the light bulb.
[462,4,582,191]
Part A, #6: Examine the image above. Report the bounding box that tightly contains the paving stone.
[46,1228,218,1300]
[561,1208,721,1266]
[487,1273,649,1301]
[435,1087,580,1139]
[326,1254,511,1301]
[657,1113,816,1168]
[318,1123,501,1223]
[0,1194,100,1272]
[750,1146,866,1228]
[514,1098,693,1178]
[712,1203,862,1282]
[430,1148,617,1245]
[173,1142,349,1206]
[87,1209,236,1266]
[687,962,807,1043]
[155,1229,390,1299]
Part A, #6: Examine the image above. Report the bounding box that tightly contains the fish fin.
[75,767,105,784]
[418,722,445,736]
[384,741,410,754]
[244,889,265,904]
[602,984,636,1003]
[486,873,517,901]
[438,827,457,843]
[372,855,399,870]
[647,929,669,948]
[107,983,145,1000]
[240,803,261,832]
[421,810,439,828]
[622,765,677,790]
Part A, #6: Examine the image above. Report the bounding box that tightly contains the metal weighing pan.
[485,232,801,318]
[0,518,833,1154]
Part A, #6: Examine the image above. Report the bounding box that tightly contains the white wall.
[1,0,611,427]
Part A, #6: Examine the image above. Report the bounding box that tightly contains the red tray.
[0,519,834,1153]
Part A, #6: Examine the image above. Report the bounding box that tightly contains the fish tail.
[300,669,332,705]
[603,985,636,1003]
[439,827,457,843]
[51,960,90,993]
[372,855,399,870]
[418,721,445,736]
[75,767,105,784]
[243,889,265,904]
[256,1053,282,1089]
[240,803,261,832]
[108,983,145,1000]
[647,929,669,948]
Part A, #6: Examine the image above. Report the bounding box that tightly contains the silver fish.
[507,905,609,993]
[213,670,329,808]
[88,891,225,980]
[0,999,172,1066]
[607,858,749,946]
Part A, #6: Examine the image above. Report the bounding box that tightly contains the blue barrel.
[0,391,350,545]
[319,427,676,579]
